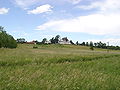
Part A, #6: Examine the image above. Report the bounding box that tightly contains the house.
[26,40,36,44]
[59,37,71,44]
[45,40,51,44]
[17,38,26,43]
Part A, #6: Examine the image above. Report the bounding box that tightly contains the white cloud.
[77,2,102,10]
[68,0,82,4]
[11,0,41,9]
[0,8,9,14]
[11,0,82,9]
[36,13,120,35]
[36,0,120,36]
[28,4,53,14]
[78,0,120,13]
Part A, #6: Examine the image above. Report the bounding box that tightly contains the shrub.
[0,26,17,48]
[90,46,94,50]
[33,46,38,49]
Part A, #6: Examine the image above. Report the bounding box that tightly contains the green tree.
[54,35,60,44]
[42,38,47,44]
[0,26,17,48]
[90,41,93,47]
[17,38,26,43]
[86,42,89,46]
[76,41,79,45]
[50,37,55,44]
[94,43,97,47]
[70,40,74,45]
[81,42,85,46]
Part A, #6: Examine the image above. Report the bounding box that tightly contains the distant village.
[1,26,120,50]
[17,35,72,45]
[16,35,120,50]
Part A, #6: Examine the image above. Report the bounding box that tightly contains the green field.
[0,44,120,90]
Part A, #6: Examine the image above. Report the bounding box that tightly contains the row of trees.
[0,26,17,48]
[37,35,68,44]
[76,41,107,47]
[16,34,120,50]
[39,35,75,45]
[50,35,60,44]
[36,35,120,50]
[17,38,26,43]
[76,41,120,50]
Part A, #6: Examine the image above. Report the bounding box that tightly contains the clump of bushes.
[90,46,94,51]
[0,26,17,48]
[33,46,38,49]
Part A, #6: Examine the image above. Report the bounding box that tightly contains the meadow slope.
[0,44,120,90]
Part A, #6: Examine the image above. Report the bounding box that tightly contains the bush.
[0,26,17,48]
[33,46,38,49]
[90,46,94,50]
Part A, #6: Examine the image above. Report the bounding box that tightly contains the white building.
[59,37,71,44]
[45,40,51,44]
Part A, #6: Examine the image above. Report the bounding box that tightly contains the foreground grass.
[0,44,120,90]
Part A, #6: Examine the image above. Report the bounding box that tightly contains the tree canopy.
[0,26,17,48]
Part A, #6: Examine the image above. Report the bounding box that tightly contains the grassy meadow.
[0,44,120,90]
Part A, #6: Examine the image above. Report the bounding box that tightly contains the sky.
[0,0,120,45]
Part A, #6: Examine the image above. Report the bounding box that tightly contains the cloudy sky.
[0,0,120,45]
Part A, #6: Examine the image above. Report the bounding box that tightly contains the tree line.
[17,35,120,50]
[1,26,119,50]
[36,35,75,45]
[76,41,120,50]
[0,26,17,48]
[17,35,75,45]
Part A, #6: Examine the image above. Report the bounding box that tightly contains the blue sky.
[0,0,120,45]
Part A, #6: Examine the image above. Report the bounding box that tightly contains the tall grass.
[0,44,120,90]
